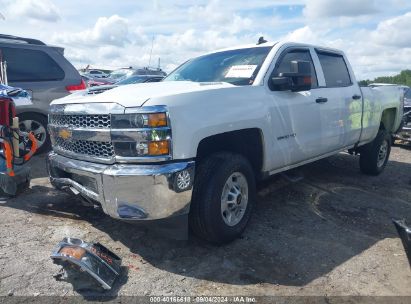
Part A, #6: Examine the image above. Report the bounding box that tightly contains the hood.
[51,81,235,107]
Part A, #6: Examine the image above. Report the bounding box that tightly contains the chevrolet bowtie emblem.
[59,129,72,140]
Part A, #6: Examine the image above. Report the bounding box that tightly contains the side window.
[1,47,65,82]
[316,51,351,87]
[272,49,318,88]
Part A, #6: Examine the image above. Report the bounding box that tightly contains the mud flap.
[393,219,411,266]
[51,237,122,290]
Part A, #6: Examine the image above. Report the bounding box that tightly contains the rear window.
[0,47,65,82]
[316,51,351,87]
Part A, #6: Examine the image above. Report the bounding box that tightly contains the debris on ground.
[51,237,122,291]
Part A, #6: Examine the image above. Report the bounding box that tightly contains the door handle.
[352,94,362,100]
[316,97,328,103]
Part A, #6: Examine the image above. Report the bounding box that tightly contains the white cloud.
[55,15,130,47]
[371,12,411,47]
[304,0,378,18]
[1,1,411,79]
[5,0,60,22]
[188,0,252,34]
[284,26,322,44]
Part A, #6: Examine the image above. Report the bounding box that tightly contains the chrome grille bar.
[49,114,111,129]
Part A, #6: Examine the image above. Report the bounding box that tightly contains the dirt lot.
[0,145,410,299]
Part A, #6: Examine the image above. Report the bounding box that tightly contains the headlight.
[111,106,171,160]
[112,113,167,128]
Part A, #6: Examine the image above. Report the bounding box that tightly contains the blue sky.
[1,0,411,79]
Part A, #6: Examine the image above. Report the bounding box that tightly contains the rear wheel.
[18,113,50,154]
[359,129,391,175]
[189,152,256,244]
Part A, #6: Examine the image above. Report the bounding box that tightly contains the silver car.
[0,34,83,153]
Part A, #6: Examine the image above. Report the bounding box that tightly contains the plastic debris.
[51,237,122,290]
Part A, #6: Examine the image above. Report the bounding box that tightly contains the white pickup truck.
[47,41,403,244]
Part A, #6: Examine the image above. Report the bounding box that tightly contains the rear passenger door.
[313,50,363,149]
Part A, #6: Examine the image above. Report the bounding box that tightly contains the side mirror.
[270,60,312,92]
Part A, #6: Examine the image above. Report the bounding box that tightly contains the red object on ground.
[0,97,15,126]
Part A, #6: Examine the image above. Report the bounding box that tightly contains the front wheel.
[359,129,391,175]
[189,152,256,244]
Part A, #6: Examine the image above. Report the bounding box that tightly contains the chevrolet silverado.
[47,41,403,244]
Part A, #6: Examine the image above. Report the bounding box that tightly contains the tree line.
[359,70,411,87]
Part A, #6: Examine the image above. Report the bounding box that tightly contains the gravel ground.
[0,145,410,299]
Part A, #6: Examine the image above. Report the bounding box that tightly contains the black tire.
[17,113,51,154]
[189,152,256,244]
[359,129,391,175]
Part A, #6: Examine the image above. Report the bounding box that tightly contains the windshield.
[405,88,411,99]
[164,46,272,86]
[116,76,149,85]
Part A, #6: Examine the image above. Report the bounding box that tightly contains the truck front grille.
[49,114,111,129]
[55,137,114,158]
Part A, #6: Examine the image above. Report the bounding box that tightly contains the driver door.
[265,47,326,167]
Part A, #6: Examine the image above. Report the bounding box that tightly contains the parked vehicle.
[394,85,410,140]
[84,70,109,78]
[47,41,403,244]
[81,74,116,87]
[403,88,411,133]
[0,84,32,107]
[80,75,164,95]
[117,75,164,85]
[110,67,166,82]
[132,67,167,77]
[109,68,134,81]
[0,34,85,153]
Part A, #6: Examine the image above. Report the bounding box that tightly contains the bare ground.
[0,145,410,299]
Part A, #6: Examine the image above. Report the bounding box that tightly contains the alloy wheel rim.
[221,172,249,227]
[377,140,388,168]
[19,119,47,150]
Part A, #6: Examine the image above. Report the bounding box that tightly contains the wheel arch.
[380,108,397,132]
[196,128,265,179]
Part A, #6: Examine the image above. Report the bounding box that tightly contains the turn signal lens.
[59,246,86,260]
[148,113,167,127]
[148,140,169,155]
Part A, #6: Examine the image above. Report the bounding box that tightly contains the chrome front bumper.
[47,152,195,221]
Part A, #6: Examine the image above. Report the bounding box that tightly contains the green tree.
[362,70,411,86]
